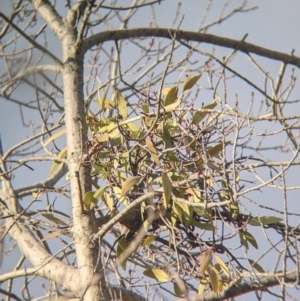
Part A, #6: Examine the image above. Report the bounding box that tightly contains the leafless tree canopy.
[0,1,300,301]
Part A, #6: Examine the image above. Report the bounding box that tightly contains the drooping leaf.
[175,201,192,227]
[182,73,202,92]
[198,282,206,295]
[114,88,127,120]
[93,186,107,199]
[103,192,115,212]
[248,259,265,273]
[163,125,173,149]
[48,147,67,176]
[161,172,172,207]
[239,231,249,249]
[83,191,97,209]
[143,268,169,282]
[146,138,161,166]
[207,266,220,292]
[199,248,213,275]
[164,86,178,107]
[214,255,230,277]
[243,231,258,249]
[44,128,66,147]
[121,176,142,197]
[173,282,186,296]
[117,237,130,270]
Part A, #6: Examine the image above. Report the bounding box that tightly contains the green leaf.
[239,231,248,249]
[146,138,161,166]
[48,147,67,176]
[249,216,283,226]
[163,125,173,149]
[191,219,215,231]
[161,172,172,207]
[44,128,66,146]
[240,230,258,249]
[175,201,192,227]
[182,73,202,92]
[114,88,128,120]
[143,268,169,282]
[244,231,258,249]
[83,191,97,209]
[192,99,217,124]
[164,86,178,107]
[121,176,142,197]
[248,259,265,273]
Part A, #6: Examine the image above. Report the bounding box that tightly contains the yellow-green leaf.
[163,125,173,149]
[164,99,180,112]
[183,73,202,92]
[83,191,97,209]
[208,141,230,158]
[146,138,161,166]
[143,235,156,246]
[214,255,230,277]
[103,192,114,212]
[143,268,169,282]
[117,237,129,270]
[192,99,217,124]
[249,216,283,226]
[94,186,107,199]
[207,266,220,292]
[44,128,66,147]
[173,282,186,296]
[161,172,172,207]
[48,147,67,176]
[164,86,178,107]
[239,231,248,249]
[175,201,192,227]
[198,282,206,295]
[94,98,115,109]
[114,88,127,120]
[121,176,142,197]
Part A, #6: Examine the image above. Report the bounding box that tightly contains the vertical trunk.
[61,32,107,300]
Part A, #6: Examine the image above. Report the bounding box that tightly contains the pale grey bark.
[83,28,300,68]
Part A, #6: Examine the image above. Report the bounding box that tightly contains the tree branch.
[180,270,300,301]
[82,28,300,67]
